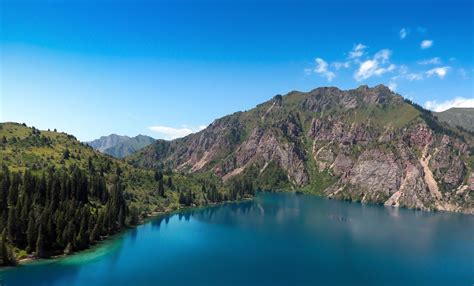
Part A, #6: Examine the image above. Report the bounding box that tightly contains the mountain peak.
[87,134,155,157]
[128,85,473,213]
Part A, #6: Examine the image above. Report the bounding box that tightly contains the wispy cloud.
[312,58,336,82]
[354,49,395,81]
[399,28,407,39]
[348,43,367,59]
[406,73,424,81]
[420,40,433,49]
[388,81,397,91]
[331,43,367,70]
[331,61,350,70]
[417,57,441,65]
[148,125,206,140]
[305,38,466,89]
[425,97,474,112]
[426,66,449,79]
[458,68,469,79]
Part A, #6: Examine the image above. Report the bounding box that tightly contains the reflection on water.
[1,192,473,286]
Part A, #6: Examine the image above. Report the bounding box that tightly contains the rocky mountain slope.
[87,134,130,152]
[435,108,474,132]
[129,85,474,213]
[87,134,155,158]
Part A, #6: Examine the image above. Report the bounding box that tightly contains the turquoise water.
[1,192,473,285]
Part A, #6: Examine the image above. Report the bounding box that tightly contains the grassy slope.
[0,122,237,216]
[103,135,155,158]
[435,108,474,132]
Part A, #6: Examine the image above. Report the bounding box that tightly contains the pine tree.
[0,229,16,266]
[62,148,70,160]
[158,179,165,197]
[36,225,45,258]
[7,207,16,242]
[154,170,163,181]
[26,211,36,253]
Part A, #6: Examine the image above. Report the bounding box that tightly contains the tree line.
[0,164,129,266]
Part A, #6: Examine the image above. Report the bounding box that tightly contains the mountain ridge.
[435,107,474,132]
[128,84,474,213]
[87,134,156,158]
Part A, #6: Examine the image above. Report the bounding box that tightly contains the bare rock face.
[328,149,402,202]
[308,119,376,145]
[131,85,474,213]
[314,146,335,171]
[220,127,309,185]
[430,146,466,188]
[332,154,353,176]
[405,123,433,147]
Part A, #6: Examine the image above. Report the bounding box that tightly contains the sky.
[1,0,473,141]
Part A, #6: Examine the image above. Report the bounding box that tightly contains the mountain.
[87,134,130,152]
[128,85,474,213]
[0,123,250,265]
[435,108,474,132]
[87,134,155,158]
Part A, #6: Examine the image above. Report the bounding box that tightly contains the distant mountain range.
[128,85,474,213]
[87,134,156,158]
[435,108,474,132]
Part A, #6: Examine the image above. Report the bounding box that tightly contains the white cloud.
[388,81,397,91]
[420,40,433,49]
[425,97,474,112]
[374,49,391,63]
[417,57,441,65]
[426,66,449,79]
[399,28,407,39]
[354,49,395,81]
[148,125,206,140]
[332,61,351,70]
[348,43,367,59]
[406,73,424,81]
[313,58,336,82]
[398,65,409,75]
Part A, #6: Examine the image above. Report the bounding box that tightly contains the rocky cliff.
[87,134,155,158]
[128,85,474,213]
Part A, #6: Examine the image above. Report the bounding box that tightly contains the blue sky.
[1,0,473,141]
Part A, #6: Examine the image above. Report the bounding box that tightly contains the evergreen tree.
[158,179,165,197]
[36,224,45,258]
[26,211,36,252]
[62,148,70,160]
[154,170,163,181]
[0,229,16,266]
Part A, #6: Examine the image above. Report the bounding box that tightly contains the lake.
[0,192,473,285]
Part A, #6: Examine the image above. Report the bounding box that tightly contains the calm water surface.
[1,192,473,285]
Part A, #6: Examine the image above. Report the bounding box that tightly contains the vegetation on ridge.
[0,122,254,266]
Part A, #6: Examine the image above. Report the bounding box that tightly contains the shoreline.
[8,191,472,268]
[13,197,254,267]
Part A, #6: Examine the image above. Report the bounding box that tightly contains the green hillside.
[435,108,474,132]
[101,135,156,158]
[0,123,252,266]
